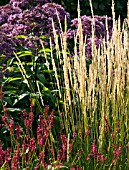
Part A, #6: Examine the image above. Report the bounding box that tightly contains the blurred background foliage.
[0,0,127,22]
[0,0,9,5]
[53,0,127,22]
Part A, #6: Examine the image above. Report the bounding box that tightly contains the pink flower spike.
[85,129,90,136]
[114,144,122,160]
[91,140,98,155]
[101,155,106,163]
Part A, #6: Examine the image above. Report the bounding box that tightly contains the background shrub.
[53,0,127,22]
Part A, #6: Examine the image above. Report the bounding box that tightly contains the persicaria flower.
[11,148,20,170]
[0,142,5,166]
[91,140,98,156]
[4,148,11,163]
[3,105,8,115]
[39,150,45,161]
[29,138,36,152]
[72,132,77,138]
[24,119,31,129]
[8,119,14,131]
[86,157,90,161]
[116,120,120,133]
[85,126,91,137]
[15,124,22,139]
[101,155,106,163]
[114,144,122,160]
[2,115,8,123]
[29,111,34,125]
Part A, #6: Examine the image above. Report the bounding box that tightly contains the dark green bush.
[53,0,127,22]
[0,0,9,5]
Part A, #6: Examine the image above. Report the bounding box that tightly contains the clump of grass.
[50,0,129,168]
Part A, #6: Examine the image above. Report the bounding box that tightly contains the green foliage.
[0,0,9,6]
[1,47,59,117]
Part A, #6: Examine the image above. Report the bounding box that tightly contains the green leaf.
[7,77,21,83]
[55,166,69,170]
[7,57,15,66]
[3,130,8,134]
[39,49,50,56]
[7,108,21,112]
[52,90,59,93]
[3,87,18,92]
[43,86,49,91]
[4,97,13,106]
[13,93,28,105]
[0,100,3,111]
[0,162,7,170]
[45,48,51,53]
[34,56,38,62]
[60,166,69,169]
[37,74,47,84]
[17,50,33,57]
[43,69,54,74]
[14,35,27,39]
[40,35,48,39]
[49,94,55,103]
[58,100,64,104]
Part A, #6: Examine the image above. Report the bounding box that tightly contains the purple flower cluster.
[67,15,112,58]
[9,0,52,10]
[6,3,70,37]
[0,1,70,59]
[0,4,21,26]
[0,31,16,59]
